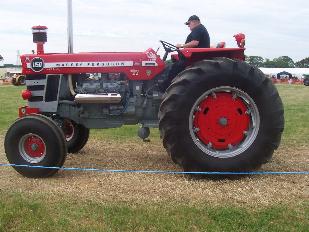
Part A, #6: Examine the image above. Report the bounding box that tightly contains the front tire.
[159,58,284,172]
[4,115,67,177]
[62,119,89,153]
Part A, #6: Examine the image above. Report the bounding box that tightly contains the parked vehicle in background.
[11,74,26,86]
[303,75,309,86]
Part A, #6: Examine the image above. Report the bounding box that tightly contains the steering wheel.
[160,40,180,61]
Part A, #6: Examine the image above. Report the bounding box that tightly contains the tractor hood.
[20,48,166,80]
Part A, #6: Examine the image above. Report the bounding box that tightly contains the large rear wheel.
[159,58,284,172]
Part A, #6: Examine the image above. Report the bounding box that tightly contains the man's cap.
[185,15,200,25]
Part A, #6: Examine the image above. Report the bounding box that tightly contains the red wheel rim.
[19,134,46,163]
[189,87,260,158]
[193,92,250,150]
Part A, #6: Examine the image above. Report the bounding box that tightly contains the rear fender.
[171,48,245,64]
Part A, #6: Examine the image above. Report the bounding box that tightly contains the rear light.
[21,89,32,100]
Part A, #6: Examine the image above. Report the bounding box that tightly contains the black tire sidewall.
[4,116,66,177]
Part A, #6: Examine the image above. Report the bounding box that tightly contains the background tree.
[262,58,277,68]
[272,56,295,68]
[245,56,264,67]
[0,54,3,62]
[295,57,309,68]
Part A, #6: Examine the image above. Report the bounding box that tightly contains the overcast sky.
[0,0,308,64]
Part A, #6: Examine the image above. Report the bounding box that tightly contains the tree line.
[245,56,309,68]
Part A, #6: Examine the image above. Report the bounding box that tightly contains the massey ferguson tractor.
[4,23,284,178]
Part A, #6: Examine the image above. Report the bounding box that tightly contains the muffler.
[74,93,122,104]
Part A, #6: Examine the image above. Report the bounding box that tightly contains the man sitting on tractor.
[176,15,210,49]
[160,15,210,90]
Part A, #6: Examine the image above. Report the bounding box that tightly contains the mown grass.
[0,86,24,133]
[0,191,308,232]
[276,84,309,145]
[0,84,308,231]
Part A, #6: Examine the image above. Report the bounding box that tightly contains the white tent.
[260,68,309,79]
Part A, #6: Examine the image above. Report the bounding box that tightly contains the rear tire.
[4,115,67,177]
[159,58,284,172]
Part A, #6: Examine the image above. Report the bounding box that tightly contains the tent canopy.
[277,71,292,79]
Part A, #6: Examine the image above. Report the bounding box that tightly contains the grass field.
[0,84,308,231]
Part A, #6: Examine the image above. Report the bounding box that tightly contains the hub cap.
[19,133,46,163]
[189,86,260,158]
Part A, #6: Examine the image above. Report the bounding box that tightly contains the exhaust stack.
[67,0,76,96]
[67,0,73,53]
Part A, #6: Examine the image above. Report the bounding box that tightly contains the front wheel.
[159,58,284,172]
[61,119,89,153]
[4,115,67,177]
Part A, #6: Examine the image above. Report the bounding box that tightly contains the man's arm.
[176,40,199,48]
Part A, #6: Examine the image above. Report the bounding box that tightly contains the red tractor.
[4,25,284,178]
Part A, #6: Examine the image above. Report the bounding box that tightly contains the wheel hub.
[193,92,250,150]
[189,87,260,158]
[19,134,46,163]
[218,117,228,127]
[31,143,39,151]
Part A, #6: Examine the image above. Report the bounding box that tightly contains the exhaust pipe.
[74,93,122,104]
[67,0,73,53]
[67,0,76,96]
